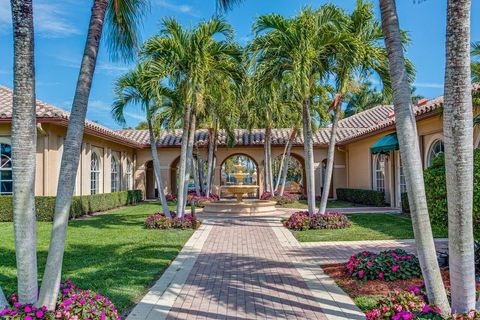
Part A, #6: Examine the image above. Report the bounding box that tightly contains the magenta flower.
[378,272,384,279]
[25,316,33,320]
[358,270,364,278]
[392,265,399,272]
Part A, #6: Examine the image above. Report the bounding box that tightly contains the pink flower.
[358,270,364,278]
[392,265,399,272]
[378,272,384,279]
[24,305,33,313]
[421,305,430,313]
[367,261,373,267]
[25,316,33,320]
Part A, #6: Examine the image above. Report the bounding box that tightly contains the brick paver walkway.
[167,218,328,320]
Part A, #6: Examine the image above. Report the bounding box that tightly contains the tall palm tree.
[344,82,391,117]
[318,0,392,214]
[443,0,475,313]
[379,0,450,313]
[142,17,242,217]
[112,64,172,217]
[38,0,149,309]
[10,0,37,305]
[250,7,342,215]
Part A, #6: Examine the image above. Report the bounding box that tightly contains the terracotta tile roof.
[0,85,142,148]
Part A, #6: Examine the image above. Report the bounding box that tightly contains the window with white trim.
[0,143,12,194]
[126,159,133,190]
[111,156,119,192]
[90,152,101,195]
[399,156,407,194]
[374,154,385,192]
[427,140,444,167]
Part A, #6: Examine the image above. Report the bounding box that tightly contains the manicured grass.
[280,199,359,209]
[0,203,194,314]
[291,213,448,242]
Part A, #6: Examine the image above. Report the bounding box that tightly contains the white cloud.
[156,0,200,17]
[125,111,145,121]
[0,1,80,37]
[89,99,112,112]
[413,82,444,89]
[97,62,130,75]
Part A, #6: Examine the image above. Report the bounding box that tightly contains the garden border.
[126,220,213,320]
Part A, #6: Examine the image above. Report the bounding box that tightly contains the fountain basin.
[202,199,277,215]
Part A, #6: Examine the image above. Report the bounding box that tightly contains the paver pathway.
[167,217,328,320]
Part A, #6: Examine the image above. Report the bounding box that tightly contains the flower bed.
[261,191,298,205]
[283,211,351,231]
[144,212,200,230]
[165,193,177,202]
[346,249,421,281]
[187,193,219,207]
[0,280,120,319]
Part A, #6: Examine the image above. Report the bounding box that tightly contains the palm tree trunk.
[211,128,218,195]
[379,0,450,313]
[302,98,316,216]
[319,98,342,214]
[280,129,296,196]
[205,127,215,197]
[10,0,38,305]
[443,0,475,313]
[193,155,201,196]
[264,127,274,194]
[275,133,290,191]
[181,112,196,215]
[176,104,192,216]
[38,0,109,309]
[147,119,171,217]
[198,157,205,194]
[0,286,7,309]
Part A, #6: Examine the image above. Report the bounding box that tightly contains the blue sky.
[0,0,478,129]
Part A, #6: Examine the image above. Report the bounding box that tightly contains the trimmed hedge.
[336,188,385,207]
[0,190,143,222]
[424,151,480,233]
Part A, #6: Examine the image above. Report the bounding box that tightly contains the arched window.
[90,152,101,195]
[427,140,444,167]
[0,143,12,194]
[126,159,133,190]
[374,154,385,192]
[111,156,119,192]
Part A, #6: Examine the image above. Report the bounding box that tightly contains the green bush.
[0,190,143,222]
[336,188,385,207]
[424,151,480,233]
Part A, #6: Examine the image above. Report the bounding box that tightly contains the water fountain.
[202,159,277,215]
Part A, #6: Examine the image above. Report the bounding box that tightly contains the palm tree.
[318,0,392,214]
[112,64,172,217]
[38,0,149,309]
[379,0,450,313]
[10,0,38,305]
[250,7,342,216]
[142,17,242,217]
[443,0,475,313]
[344,82,391,117]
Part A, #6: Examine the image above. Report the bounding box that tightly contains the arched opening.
[0,143,12,195]
[220,154,258,198]
[321,159,334,198]
[145,160,157,199]
[272,153,305,194]
[90,151,101,195]
[170,154,208,195]
[111,155,120,192]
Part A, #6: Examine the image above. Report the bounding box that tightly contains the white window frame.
[126,159,133,190]
[373,154,386,192]
[427,139,444,167]
[111,155,120,192]
[90,152,101,195]
[0,143,12,195]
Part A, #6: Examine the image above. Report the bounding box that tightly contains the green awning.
[370,133,399,154]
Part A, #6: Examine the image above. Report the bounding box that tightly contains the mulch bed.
[322,263,480,298]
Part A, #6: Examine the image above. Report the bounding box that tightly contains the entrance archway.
[272,153,305,194]
[145,161,157,199]
[220,154,258,198]
[170,154,208,194]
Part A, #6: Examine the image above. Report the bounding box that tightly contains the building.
[0,85,479,208]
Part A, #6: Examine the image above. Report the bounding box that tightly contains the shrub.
[345,249,421,281]
[336,188,385,207]
[187,193,219,207]
[0,190,143,222]
[166,193,177,202]
[283,211,351,231]
[144,212,200,230]
[260,191,298,205]
[0,280,120,320]
[424,151,480,234]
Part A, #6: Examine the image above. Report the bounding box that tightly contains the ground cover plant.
[290,213,448,242]
[283,211,351,231]
[0,203,193,315]
[144,212,200,229]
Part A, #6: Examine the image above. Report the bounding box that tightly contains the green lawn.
[291,213,448,242]
[0,203,194,314]
[280,199,359,209]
